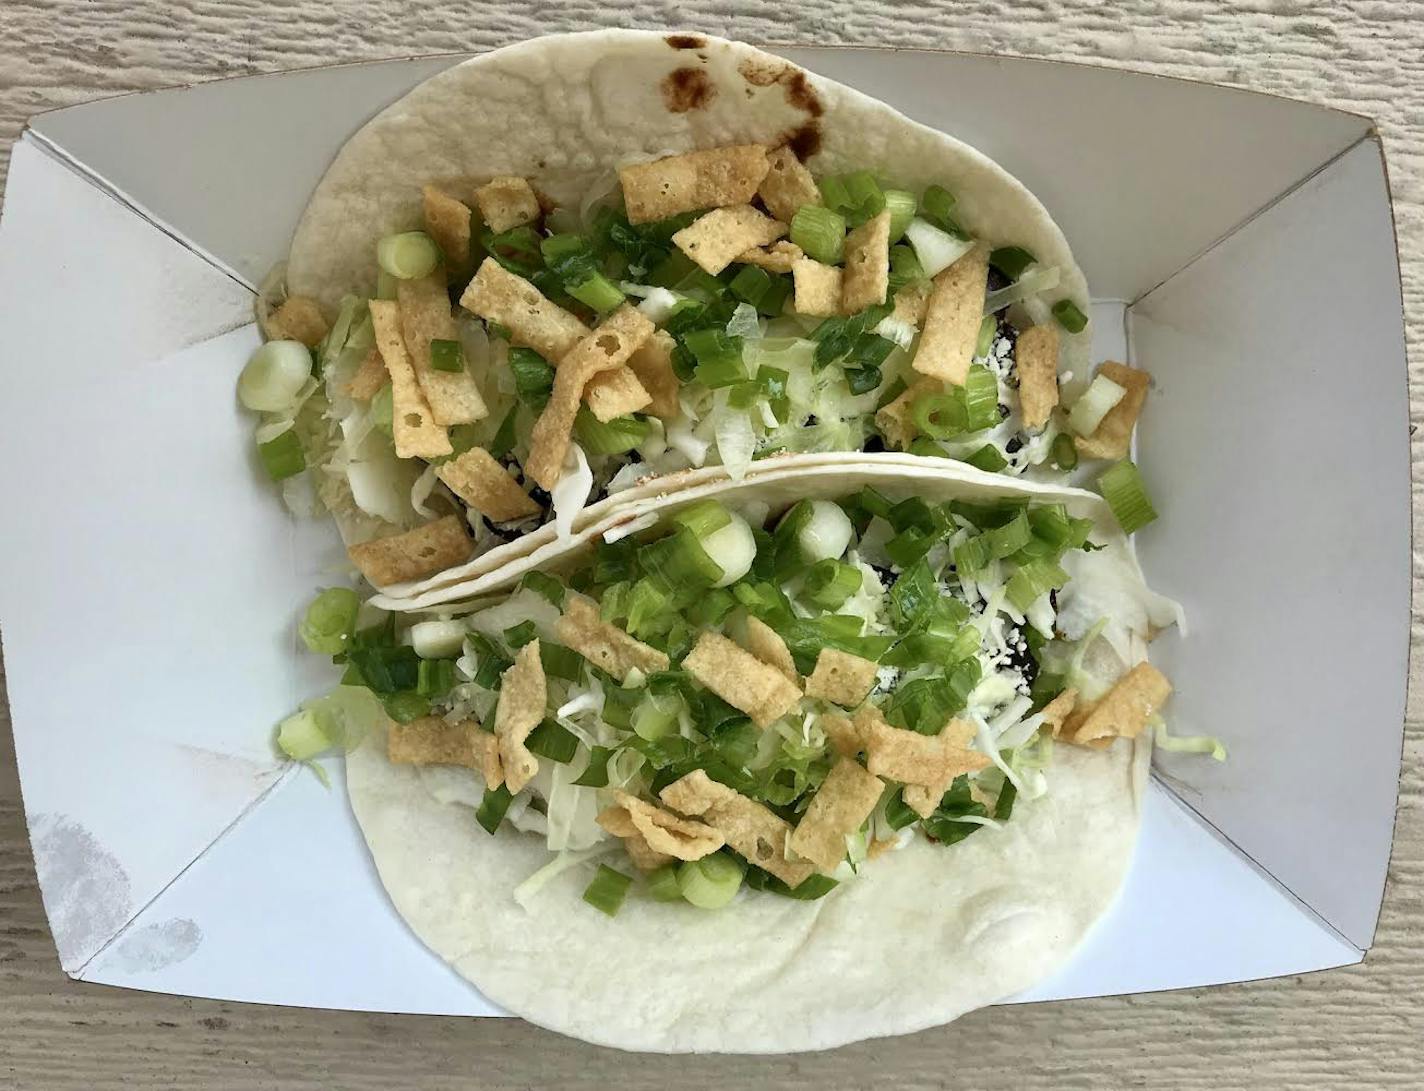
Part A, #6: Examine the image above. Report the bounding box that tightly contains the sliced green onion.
[985,510,1032,559]
[974,314,998,359]
[298,587,360,655]
[382,691,430,723]
[904,218,973,277]
[887,244,925,295]
[993,778,1019,820]
[466,633,512,690]
[539,641,583,681]
[1051,432,1079,471]
[276,708,335,762]
[883,189,918,243]
[238,340,313,412]
[484,225,544,276]
[744,868,839,900]
[676,852,745,909]
[670,499,733,538]
[884,526,937,568]
[989,246,1037,281]
[1006,559,1069,612]
[370,383,394,436]
[625,577,673,639]
[1052,298,1089,333]
[911,392,968,440]
[1068,373,1127,436]
[803,559,862,611]
[517,570,565,607]
[920,184,961,233]
[527,720,579,764]
[953,534,993,576]
[540,233,597,281]
[476,783,514,835]
[818,175,851,211]
[962,364,1000,432]
[489,405,518,460]
[845,365,883,395]
[840,171,887,227]
[568,272,626,313]
[965,444,1007,472]
[884,787,920,830]
[642,528,724,590]
[756,274,792,318]
[790,205,847,265]
[1097,460,1158,534]
[632,694,681,742]
[503,620,538,648]
[509,346,554,410]
[376,271,399,301]
[683,328,749,388]
[257,428,305,481]
[429,338,464,373]
[645,866,683,902]
[377,231,441,280]
[583,864,633,916]
[729,264,772,307]
[572,746,615,787]
[574,407,650,455]
[416,658,456,700]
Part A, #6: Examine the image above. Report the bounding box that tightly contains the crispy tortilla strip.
[584,366,652,422]
[369,299,452,459]
[912,244,989,385]
[737,239,803,275]
[387,717,502,789]
[875,377,938,450]
[422,185,472,270]
[396,272,487,426]
[494,640,545,793]
[435,447,540,522]
[1040,688,1079,739]
[1063,662,1171,746]
[660,769,814,888]
[525,305,655,488]
[619,144,771,224]
[673,205,786,276]
[267,296,329,347]
[860,707,991,787]
[820,713,869,759]
[597,791,724,862]
[804,648,879,708]
[840,210,891,314]
[1075,362,1150,460]
[626,331,682,419]
[460,258,589,361]
[757,146,822,224]
[683,631,803,728]
[555,595,669,681]
[1015,324,1060,429]
[345,347,388,401]
[474,175,541,233]
[792,257,844,317]
[891,281,931,326]
[788,759,884,872]
[348,515,471,586]
[739,615,798,683]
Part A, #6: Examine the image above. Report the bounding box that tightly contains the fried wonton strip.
[474,175,541,233]
[626,330,682,419]
[840,210,891,314]
[554,595,670,681]
[435,446,540,522]
[345,347,388,401]
[788,758,884,872]
[860,707,991,787]
[804,648,878,708]
[902,783,941,820]
[369,299,452,459]
[583,366,652,422]
[792,257,843,317]
[820,713,869,759]
[1015,324,1060,429]
[660,769,814,887]
[597,791,724,861]
[422,185,472,270]
[891,281,931,326]
[1075,362,1150,460]
[737,240,803,275]
[387,717,503,789]
[1040,688,1079,739]
[619,144,771,224]
[266,296,329,347]
[1063,662,1171,746]
[875,377,938,450]
[739,615,798,683]
[757,146,821,224]
[673,205,786,276]
[396,273,487,426]
[460,258,589,361]
[526,305,655,489]
[347,515,471,586]
[912,244,989,385]
[683,631,803,728]
[494,640,546,793]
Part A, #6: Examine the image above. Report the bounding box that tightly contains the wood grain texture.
[1,1,1420,1087]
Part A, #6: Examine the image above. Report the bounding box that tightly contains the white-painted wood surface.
[1,3,1419,1086]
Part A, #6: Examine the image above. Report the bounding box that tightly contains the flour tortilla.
[346,460,1156,1051]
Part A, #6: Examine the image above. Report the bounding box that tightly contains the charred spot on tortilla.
[735,57,824,118]
[347,515,471,587]
[665,33,706,49]
[661,66,716,113]
[784,122,822,161]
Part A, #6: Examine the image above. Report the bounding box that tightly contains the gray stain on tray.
[31,813,134,970]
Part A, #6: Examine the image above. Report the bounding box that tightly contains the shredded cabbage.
[714,404,757,482]
[513,844,618,910]
[410,462,442,518]
[904,218,974,277]
[551,443,593,541]
[725,302,763,340]
[985,265,1061,314]
[1154,718,1228,761]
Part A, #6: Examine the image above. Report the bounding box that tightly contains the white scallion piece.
[1068,374,1127,436]
[238,340,313,412]
[904,217,974,277]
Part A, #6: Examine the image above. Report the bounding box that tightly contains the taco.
[278,459,1191,1052]
[235,31,1141,600]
